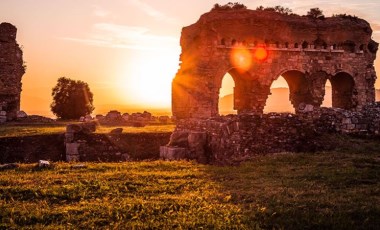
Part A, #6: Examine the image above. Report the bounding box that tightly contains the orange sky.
[0,0,379,117]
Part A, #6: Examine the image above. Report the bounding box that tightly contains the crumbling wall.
[162,103,380,164]
[0,22,25,122]
[172,9,378,119]
[64,122,171,162]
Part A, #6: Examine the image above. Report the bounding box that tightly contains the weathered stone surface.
[188,131,208,163]
[165,103,380,164]
[66,143,80,162]
[65,122,96,139]
[172,9,378,119]
[38,160,51,168]
[160,146,188,160]
[0,163,19,170]
[0,22,25,121]
[168,131,189,147]
[110,128,123,134]
[16,110,27,119]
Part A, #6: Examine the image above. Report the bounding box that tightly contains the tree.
[50,77,94,119]
[307,8,324,18]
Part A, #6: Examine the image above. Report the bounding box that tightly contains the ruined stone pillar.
[0,22,25,122]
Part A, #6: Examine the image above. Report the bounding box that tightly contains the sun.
[120,50,179,108]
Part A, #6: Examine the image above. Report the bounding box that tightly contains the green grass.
[0,123,175,138]
[1,149,379,229]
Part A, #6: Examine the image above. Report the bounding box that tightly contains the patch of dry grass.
[1,148,379,229]
[0,123,175,138]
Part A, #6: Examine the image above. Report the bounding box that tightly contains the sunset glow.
[230,47,252,71]
[0,0,379,117]
[254,47,268,61]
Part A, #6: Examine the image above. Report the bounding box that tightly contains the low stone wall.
[64,123,171,162]
[0,126,171,164]
[0,134,65,163]
[162,103,380,164]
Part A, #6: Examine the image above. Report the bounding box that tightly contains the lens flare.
[254,47,268,61]
[230,48,252,71]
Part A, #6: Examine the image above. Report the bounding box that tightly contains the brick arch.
[171,9,377,119]
[266,69,312,111]
[215,67,255,115]
[330,71,356,109]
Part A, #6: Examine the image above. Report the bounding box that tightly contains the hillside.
[219,87,380,114]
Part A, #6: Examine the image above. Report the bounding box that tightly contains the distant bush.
[307,8,325,19]
[256,5,294,15]
[211,2,247,11]
[332,13,359,21]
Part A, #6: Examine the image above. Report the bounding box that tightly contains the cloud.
[62,23,178,51]
[371,23,380,31]
[127,0,177,24]
[92,5,110,18]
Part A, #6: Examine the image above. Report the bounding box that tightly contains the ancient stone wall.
[162,103,380,164]
[172,9,378,119]
[0,22,25,122]
[64,122,171,162]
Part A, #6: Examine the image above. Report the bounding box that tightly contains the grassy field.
[0,123,175,138]
[0,145,379,229]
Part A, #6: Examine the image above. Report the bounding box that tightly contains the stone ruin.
[0,22,25,123]
[161,8,379,164]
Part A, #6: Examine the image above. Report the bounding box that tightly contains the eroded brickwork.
[172,9,378,119]
[0,22,25,122]
[162,103,380,164]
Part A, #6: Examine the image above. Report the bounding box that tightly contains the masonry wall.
[0,22,25,122]
[163,103,380,164]
[172,9,378,119]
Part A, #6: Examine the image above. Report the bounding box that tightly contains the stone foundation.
[162,103,380,164]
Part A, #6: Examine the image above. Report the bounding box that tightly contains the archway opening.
[264,76,294,113]
[321,79,332,107]
[331,72,355,109]
[218,73,237,115]
[282,70,312,111]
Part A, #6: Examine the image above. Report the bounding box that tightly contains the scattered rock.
[122,153,131,161]
[0,163,19,170]
[20,115,55,123]
[17,111,27,119]
[110,128,123,134]
[38,160,51,168]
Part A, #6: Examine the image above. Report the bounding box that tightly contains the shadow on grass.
[204,136,380,229]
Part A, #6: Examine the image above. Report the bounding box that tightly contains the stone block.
[16,110,27,118]
[38,160,51,168]
[66,143,80,162]
[160,146,187,160]
[168,131,189,147]
[0,116,6,123]
[66,154,80,162]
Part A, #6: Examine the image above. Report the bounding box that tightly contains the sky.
[0,0,379,117]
